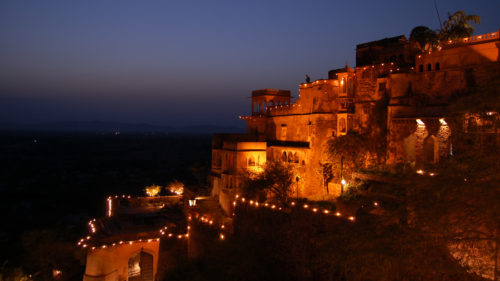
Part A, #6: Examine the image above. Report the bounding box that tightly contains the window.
[281,125,287,139]
[435,62,440,71]
[282,151,287,162]
[340,77,346,93]
[427,64,432,71]
[419,65,423,72]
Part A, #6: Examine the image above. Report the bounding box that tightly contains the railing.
[443,30,499,46]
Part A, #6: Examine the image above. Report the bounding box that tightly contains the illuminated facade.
[210,30,500,213]
[81,196,187,281]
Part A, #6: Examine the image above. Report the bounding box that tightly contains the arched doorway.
[128,251,154,281]
[423,135,438,164]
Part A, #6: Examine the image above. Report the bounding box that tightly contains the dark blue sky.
[1,0,499,127]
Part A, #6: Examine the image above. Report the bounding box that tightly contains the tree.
[440,10,480,40]
[407,149,500,279]
[144,184,161,196]
[410,25,439,52]
[317,162,334,194]
[240,161,294,205]
[167,180,184,195]
[326,132,371,182]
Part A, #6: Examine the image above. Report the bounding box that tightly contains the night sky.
[1,0,499,128]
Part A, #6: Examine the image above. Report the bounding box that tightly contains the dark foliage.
[165,204,479,281]
[240,161,294,205]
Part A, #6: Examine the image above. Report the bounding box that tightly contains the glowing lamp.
[341,179,346,185]
[439,118,447,125]
[416,119,424,125]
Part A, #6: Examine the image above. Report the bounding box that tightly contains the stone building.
[81,196,187,281]
[210,30,500,214]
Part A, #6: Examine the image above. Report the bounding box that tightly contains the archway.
[423,135,438,164]
[128,251,154,281]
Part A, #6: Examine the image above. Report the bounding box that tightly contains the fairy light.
[107,197,112,217]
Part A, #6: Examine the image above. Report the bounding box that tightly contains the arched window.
[294,153,299,163]
[419,65,423,72]
[282,151,287,162]
[248,156,256,166]
[427,64,432,71]
[435,62,440,71]
[288,152,293,163]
